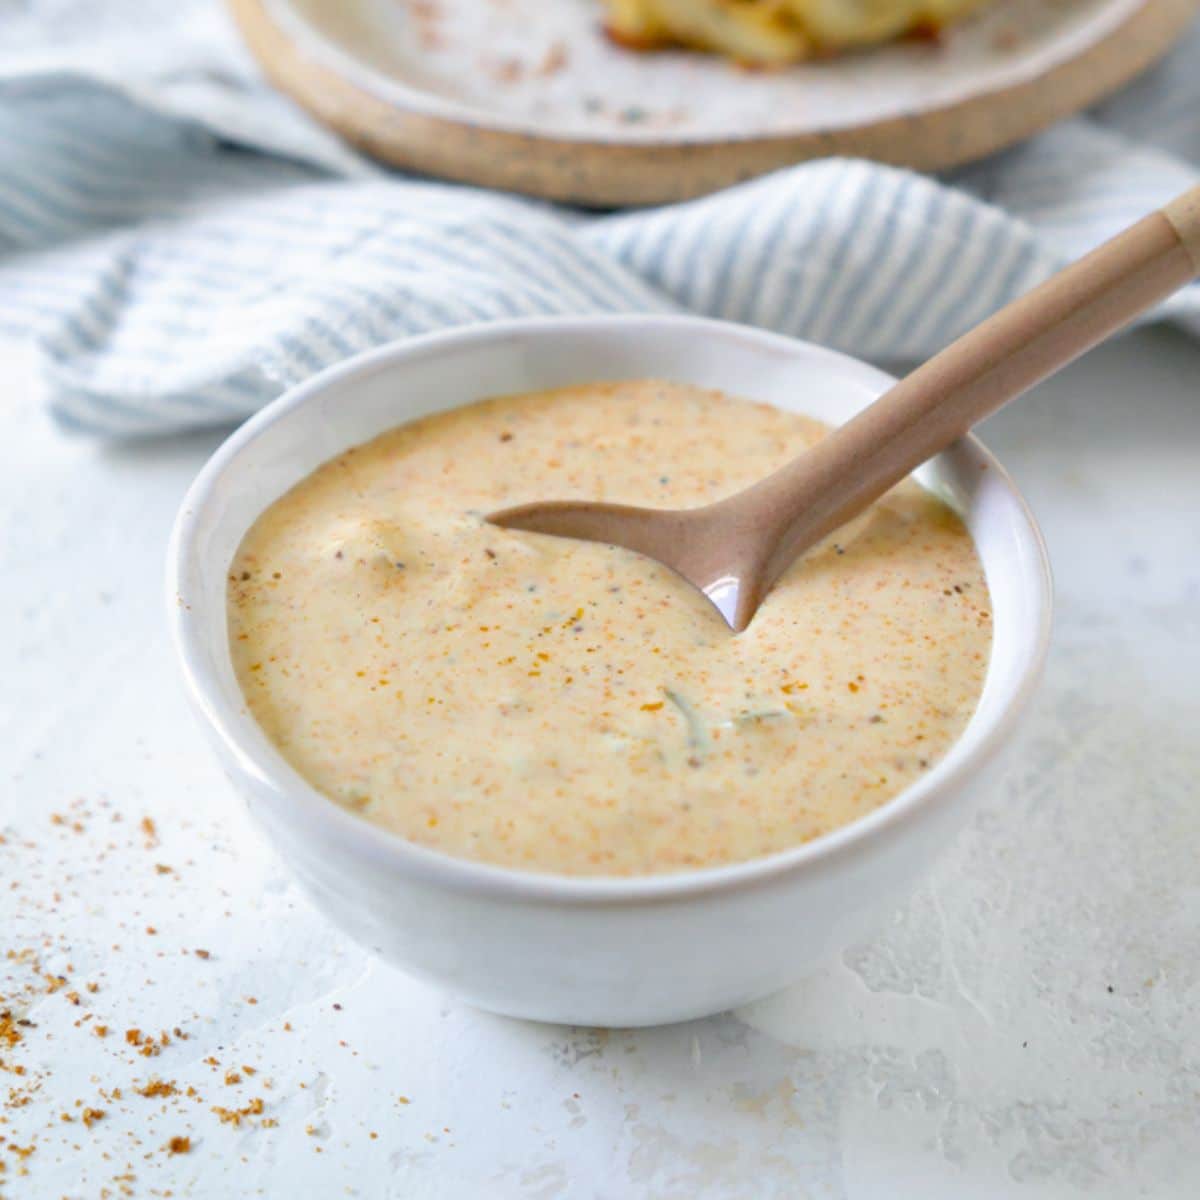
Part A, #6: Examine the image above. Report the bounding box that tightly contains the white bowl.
[167,315,1052,1028]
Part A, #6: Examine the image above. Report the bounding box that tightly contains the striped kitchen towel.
[1,1,1197,435]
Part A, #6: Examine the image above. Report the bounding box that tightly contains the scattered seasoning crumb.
[81,1107,106,1129]
[538,41,568,75]
[167,1136,192,1155]
[212,1097,264,1127]
[94,1024,109,1038]
[136,1080,177,1099]
[0,1011,21,1048]
[193,948,211,960]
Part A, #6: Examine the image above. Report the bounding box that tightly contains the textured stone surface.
[2,328,1197,1197]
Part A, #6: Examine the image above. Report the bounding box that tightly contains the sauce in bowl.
[228,380,991,876]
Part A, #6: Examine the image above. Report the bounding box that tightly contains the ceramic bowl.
[167,315,1052,1027]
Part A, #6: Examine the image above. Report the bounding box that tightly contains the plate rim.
[263,0,1144,144]
[228,0,1199,204]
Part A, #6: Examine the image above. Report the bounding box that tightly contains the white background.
[2,327,1198,1198]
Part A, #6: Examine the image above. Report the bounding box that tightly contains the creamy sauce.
[229,381,991,876]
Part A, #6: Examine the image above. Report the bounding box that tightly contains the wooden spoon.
[491,186,1200,632]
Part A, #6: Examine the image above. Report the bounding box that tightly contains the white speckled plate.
[230,0,1198,203]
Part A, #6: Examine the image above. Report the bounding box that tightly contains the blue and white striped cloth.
[1,2,1197,435]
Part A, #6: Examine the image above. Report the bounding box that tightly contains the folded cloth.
[0,1,1197,435]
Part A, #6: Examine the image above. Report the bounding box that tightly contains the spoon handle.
[751,184,1200,588]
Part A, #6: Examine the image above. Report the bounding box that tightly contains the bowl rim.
[167,313,1053,908]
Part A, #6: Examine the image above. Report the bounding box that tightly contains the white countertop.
[2,327,1198,1199]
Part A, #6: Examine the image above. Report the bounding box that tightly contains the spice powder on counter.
[228,380,991,875]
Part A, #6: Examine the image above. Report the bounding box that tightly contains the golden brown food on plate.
[602,0,993,65]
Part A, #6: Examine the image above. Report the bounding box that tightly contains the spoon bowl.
[490,499,766,628]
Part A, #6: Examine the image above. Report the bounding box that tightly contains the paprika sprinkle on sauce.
[229,381,990,876]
